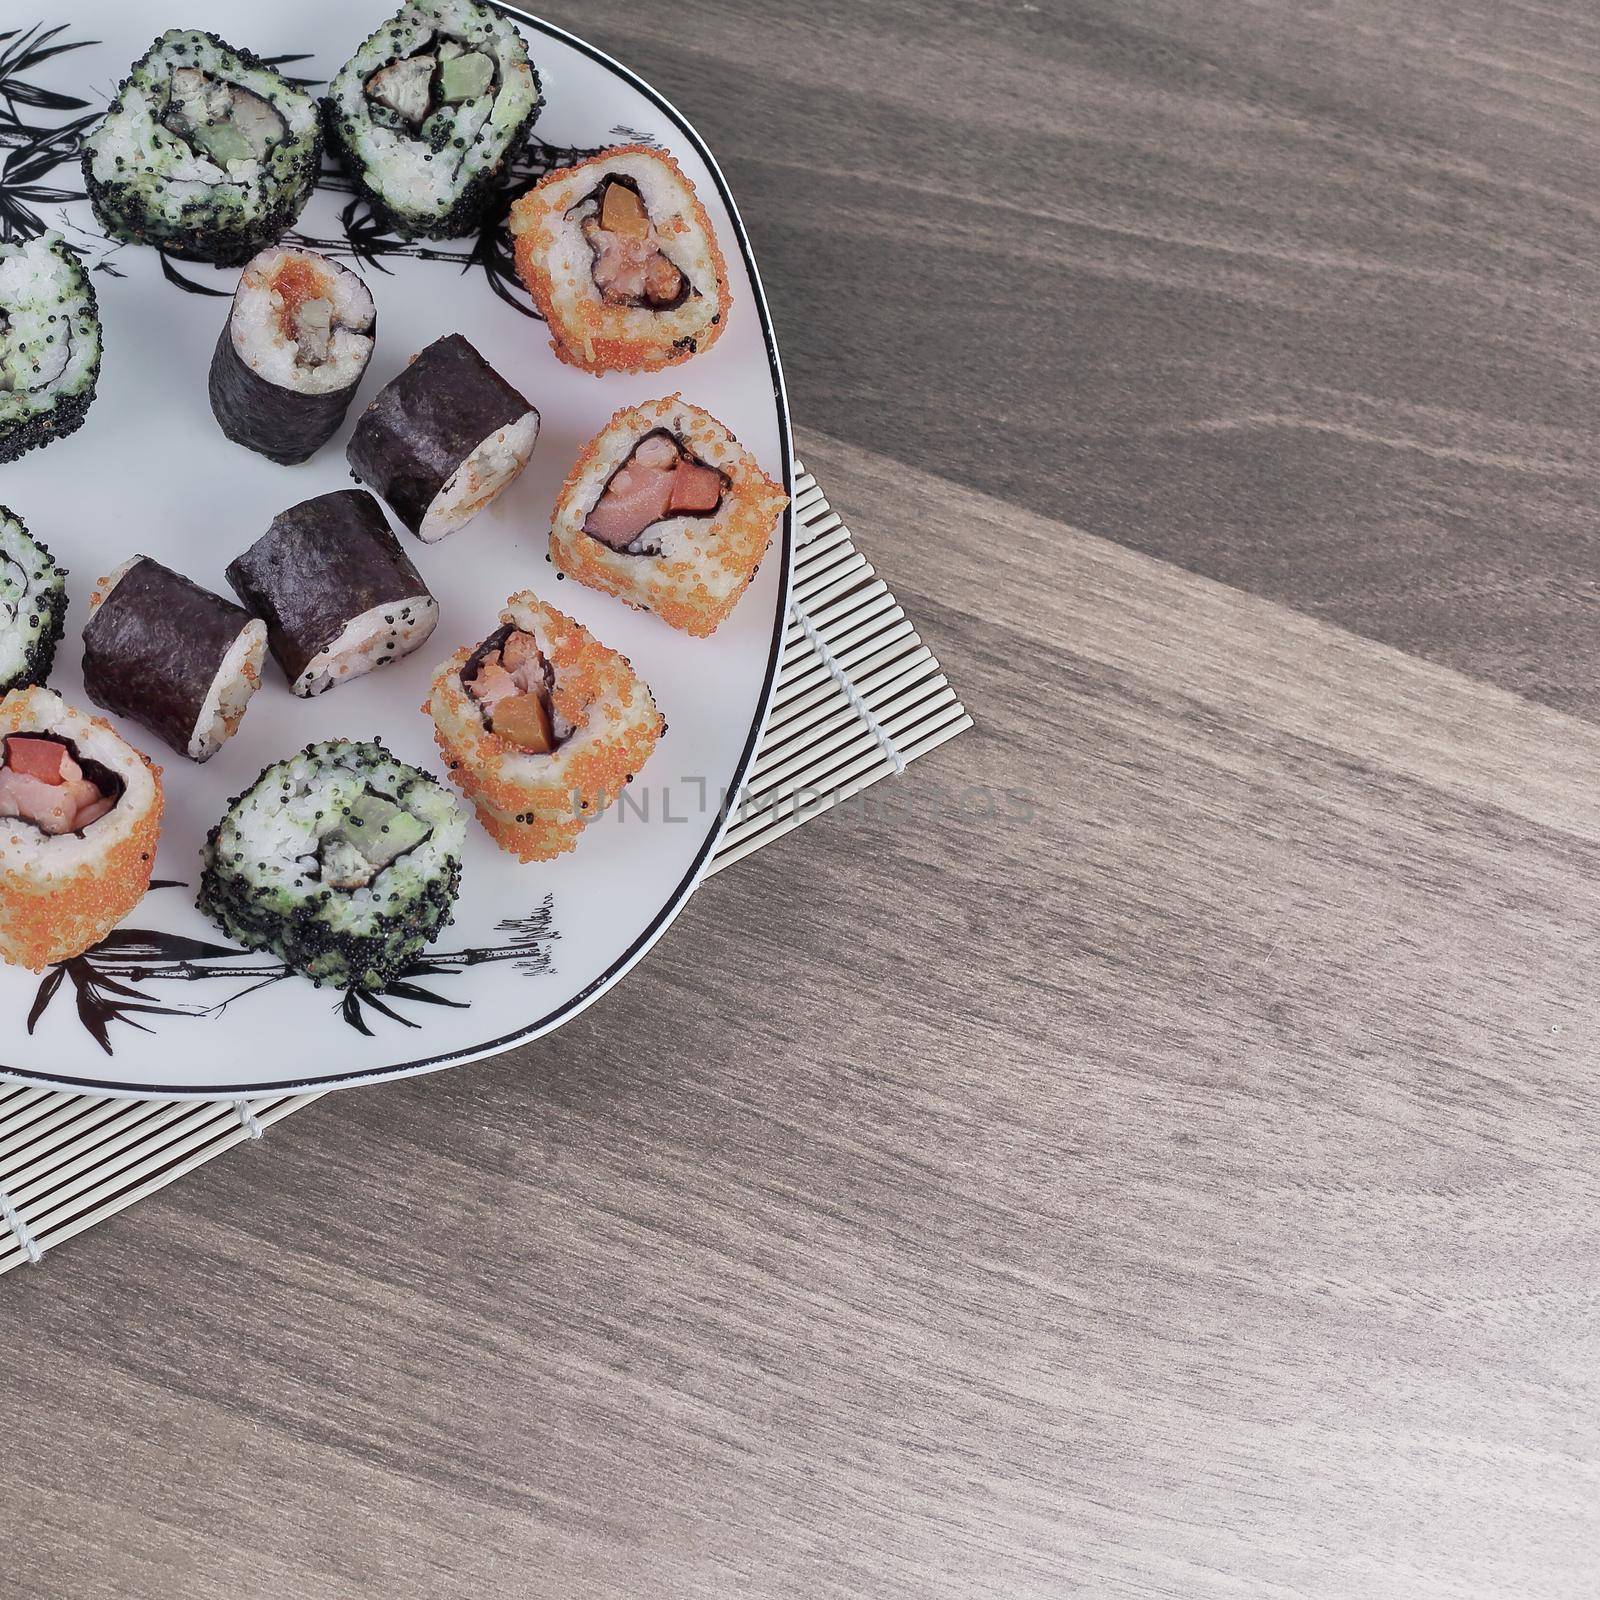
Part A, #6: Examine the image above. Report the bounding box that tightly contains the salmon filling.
[0,732,119,835]
[463,626,558,753]
[583,430,728,555]
[578,178,690,310]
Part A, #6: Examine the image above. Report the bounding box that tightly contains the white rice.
[418,411,540,542]
[0,234,99,423]
[230,247,375,396]
[189,618,268,760]
[294,594,439,697]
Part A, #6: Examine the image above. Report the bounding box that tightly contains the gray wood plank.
[562,0,1600,716]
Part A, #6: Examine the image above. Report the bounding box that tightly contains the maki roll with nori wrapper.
[210,247,377,465]
[323,0,541,241]
[198,738,467,990]
[509,147,730,375]
[0,234,102,463]
[83,557,267,763]
[82,31,321,266]
[551,396,787,637]
[426,591,664,861]
[226,490,439,696]
[347,334,539,542]
[0,509,67,694]
[0,687,164,971]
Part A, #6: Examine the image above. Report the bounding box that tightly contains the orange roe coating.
[424,594,663,861]
[0,716,163,970]
[427,747,584,863]
[550,396,787,638]
[509,146,731,377]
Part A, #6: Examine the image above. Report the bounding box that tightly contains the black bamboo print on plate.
[26,887,560,1054]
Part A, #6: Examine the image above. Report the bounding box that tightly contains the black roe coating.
[196,738,462,990]
[0,529,67,695]
[82,557,257,760]
[346,333,536,536]
[318,62,542,244]
[0,244,102,465]
[0,381,97,465]
[225,489,432,693]
[81,32,321,267]
[208,261,375,465]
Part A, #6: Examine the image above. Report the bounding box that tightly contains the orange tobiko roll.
[550,395,787,638]
[509,145,730,376]
[426,592,663,862]
[0,686,163,970]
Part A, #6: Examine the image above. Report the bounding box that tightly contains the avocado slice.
[192,121,255,167]
[439,50,493,105]
[343,792,430,870]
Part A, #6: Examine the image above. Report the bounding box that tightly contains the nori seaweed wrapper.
[225,489,432,689]
[346,334,534,535]
[81,557,256,758]
[209,315,372,467]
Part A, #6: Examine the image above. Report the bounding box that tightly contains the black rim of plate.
[6,5,795,1099]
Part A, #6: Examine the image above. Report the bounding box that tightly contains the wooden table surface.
[8,2,1600,1595]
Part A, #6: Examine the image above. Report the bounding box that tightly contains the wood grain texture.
[8,3,1600,1596]
[582,0,1600,715]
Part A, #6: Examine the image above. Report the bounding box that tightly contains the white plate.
[0,2,791,1097]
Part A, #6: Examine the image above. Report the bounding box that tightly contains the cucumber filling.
[364,39,499,133]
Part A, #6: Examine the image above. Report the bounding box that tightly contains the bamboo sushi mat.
[0,463,970,1273]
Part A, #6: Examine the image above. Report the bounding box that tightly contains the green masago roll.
[324,0,542,240]
[81,30,321,266]
[0,508,67,694]
[0,234,101,463]
[198,739,468,991]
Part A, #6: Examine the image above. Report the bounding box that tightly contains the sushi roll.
[82,557,267,764]
[0,234,102,463]
[0,509,68,694]
[550,396,788,638]
[323,0,542,241]
[198,738,467,990]
[0,687,164,971]
[210,246,378,465]
[347,334,539,542]
[81,30,321,267]
[509,146,730,375]
[226,490,439,697]
[426,592,664,862]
